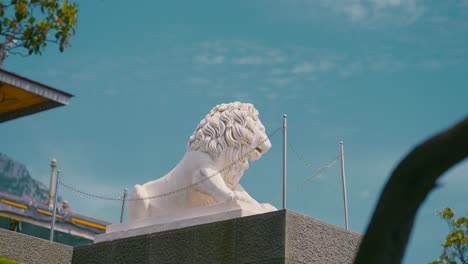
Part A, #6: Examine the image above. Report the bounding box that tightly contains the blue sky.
[1,0,467,262]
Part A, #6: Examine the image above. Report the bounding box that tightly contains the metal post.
[120,189,128,223]
[339,141,349,230]
[47,159,57,208]
[50,170,61,242]
[282,114,287,210]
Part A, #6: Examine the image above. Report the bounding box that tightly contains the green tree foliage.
[0,255,20,264]
[0,0,78,65]
[429,207,468,264]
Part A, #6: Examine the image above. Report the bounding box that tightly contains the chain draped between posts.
[268,143,340,204]
[58,126,283,202]
[288,143,340,172]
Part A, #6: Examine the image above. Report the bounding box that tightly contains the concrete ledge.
[97,200,275,242]
[74,210,361,264]
[0,228,73,264]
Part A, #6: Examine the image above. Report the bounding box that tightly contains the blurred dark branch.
[354,117,468,264]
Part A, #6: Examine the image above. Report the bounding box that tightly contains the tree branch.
[354,117,468,264]
[8,50,29,57]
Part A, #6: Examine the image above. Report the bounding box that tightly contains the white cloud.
[292,60,334,74]
[418,60,441,70]
[368,54,407,72]
[265,49,287,63]
[71,72,97,81]
[344,3,368,21]
[370,0,401,9]
[318,0,425,24]
[197,40,287,67]
[339,62,363,78]
[271,68,286,75]
[194,55,225,65]
[266,92,279,101]
[293,62,316,74]
[233,56,264,65]
[200,40,230,53]
[267,77,293,86]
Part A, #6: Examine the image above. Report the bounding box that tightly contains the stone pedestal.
[74,210,361,264]
[96,201,276,242]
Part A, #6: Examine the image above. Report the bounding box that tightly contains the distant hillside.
[0,153,50,202]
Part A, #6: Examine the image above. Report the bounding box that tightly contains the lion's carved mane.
[128,102,274,222]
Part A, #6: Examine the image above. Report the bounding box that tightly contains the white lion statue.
[128,102,275,222]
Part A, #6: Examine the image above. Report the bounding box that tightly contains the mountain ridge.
[0,152,51,202]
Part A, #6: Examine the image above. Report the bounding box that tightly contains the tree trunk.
[354,117,468,264]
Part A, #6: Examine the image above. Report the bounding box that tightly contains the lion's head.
[188,102,271,166]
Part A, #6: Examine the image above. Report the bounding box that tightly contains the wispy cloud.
[292,60,335,74]
[71,72,97,81]
[339,62,364,78]
[343,3,368,21]
[266,77,293,87]
[287,0,426,26]
[233,56,264,65]
[194,55,225,65]
[418,60,441,70]
[196,40,286,67]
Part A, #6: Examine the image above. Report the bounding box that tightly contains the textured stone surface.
[235,210,285,263]
[192,220,236,264]
[286,211,361,264]
[111,234,149,264]
[70,209,361,264]
[0,228,73,264]
[249,258,306,264]
[149,229,193,264]
[72,241,112,264]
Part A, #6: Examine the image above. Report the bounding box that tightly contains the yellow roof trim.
[71,217,107,231]
[0,199,28,209]
[36,208,62,219]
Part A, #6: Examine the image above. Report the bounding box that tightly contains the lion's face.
[247,120,271,162]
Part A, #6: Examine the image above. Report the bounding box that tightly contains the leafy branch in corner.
[0,0,78,66]
[429,207,468,264]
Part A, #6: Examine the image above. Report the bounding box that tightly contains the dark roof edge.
[0,100,63,123]
[0,68,74,99]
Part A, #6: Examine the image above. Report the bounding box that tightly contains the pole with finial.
[282,114,287,210]
[50,169,61,242]
[47,159,57,208]
[340,141,349,230]
[120,189,128,223]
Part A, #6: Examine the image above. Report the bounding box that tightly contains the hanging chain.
[268,142,340,204]
[59,126,282,202]
[288,142,340,171]
[59,180,124,201]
